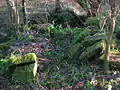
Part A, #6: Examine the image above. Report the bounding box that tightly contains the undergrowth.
[0,17,120,89]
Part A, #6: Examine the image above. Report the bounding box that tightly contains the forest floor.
[0,29,120,90]
[8,30,120,89]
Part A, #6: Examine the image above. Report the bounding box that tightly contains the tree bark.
[55,0,61,12]
[104,11,116,74]
[104,40,110,74]
[22,0,27,24]
[6,0,19,24]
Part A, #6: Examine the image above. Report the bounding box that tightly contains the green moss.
[11,64,35,84]
[9,53,38,84]
[99,54,104,60]
[66,43,81,59]
[23,53,37,62]
[8,54,21,64]
[9,53,37,64]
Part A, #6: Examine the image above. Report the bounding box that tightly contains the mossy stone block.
[11,64,35,83]
[10,53,38,83]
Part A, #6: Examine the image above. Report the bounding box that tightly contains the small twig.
[38,58,51,63]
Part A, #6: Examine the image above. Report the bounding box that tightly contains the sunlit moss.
[9,53,37,64]
[23,53,37,62]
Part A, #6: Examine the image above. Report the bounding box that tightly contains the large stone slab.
[9,53,38,83]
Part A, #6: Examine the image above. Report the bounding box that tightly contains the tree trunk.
[15,0,19,25]
[6,0,19,24]
[104,12,116,74]
[104,40,110,74]
[55,0,61,12]
[22,0,27,24]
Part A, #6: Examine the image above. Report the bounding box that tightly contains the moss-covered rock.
[11,63,36,83]
[67,43,81,58]
[8,53,38,83]
[79,41,103,61]
[64,38,103,64]
[64,43,82,64]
